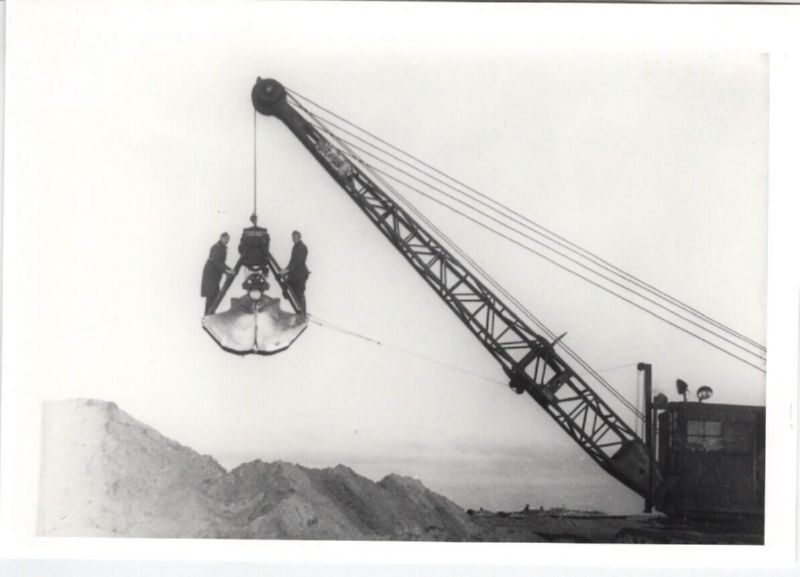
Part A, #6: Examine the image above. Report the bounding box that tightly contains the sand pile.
[37,399,477,540]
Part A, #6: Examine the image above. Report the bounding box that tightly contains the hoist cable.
[290,96,652,418]
[290,98,765,372]
[253,108,258,216]
[291,87,765,354]
[294,97,651,418]
[308,104,766,356]
[323,137,765,360]
[365,166,766,373]
[288,88,765,354]
[292,96,764,429]
[386,178,648,418]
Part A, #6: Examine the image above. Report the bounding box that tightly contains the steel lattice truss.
[252,78,654,497]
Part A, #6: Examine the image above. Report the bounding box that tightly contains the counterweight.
[252,77,658,498]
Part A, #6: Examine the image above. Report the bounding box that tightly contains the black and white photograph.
[1,2,799,576]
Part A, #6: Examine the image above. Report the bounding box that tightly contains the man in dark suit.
[280,230,309,317]
[201,232,235,315]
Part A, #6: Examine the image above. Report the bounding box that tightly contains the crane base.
[202,295,307,355]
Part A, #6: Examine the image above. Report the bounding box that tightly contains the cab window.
[686,419,723,450]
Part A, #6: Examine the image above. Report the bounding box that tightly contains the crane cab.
[655,402,765,519]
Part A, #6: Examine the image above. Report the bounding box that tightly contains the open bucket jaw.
[202,295,307,355]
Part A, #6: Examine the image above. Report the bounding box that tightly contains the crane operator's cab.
[655,401,765,519]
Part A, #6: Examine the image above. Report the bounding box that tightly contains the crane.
[251,77,657,500]
[238,78,764,528]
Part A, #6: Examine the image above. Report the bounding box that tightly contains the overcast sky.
[1,2,773,535]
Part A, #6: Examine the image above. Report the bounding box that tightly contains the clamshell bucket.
[202,295,307,355]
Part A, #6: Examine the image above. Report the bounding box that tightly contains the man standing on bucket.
[201,232,235,315]
[280,230,309,318]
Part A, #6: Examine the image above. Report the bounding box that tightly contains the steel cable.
[288,94,765,375]
[288,87,765,355]
[289,95,650,418]
[320,136,765,361]
[291,96,769,438]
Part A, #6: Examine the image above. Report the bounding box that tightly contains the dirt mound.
[37,399,478,540]
[37,399,226,537]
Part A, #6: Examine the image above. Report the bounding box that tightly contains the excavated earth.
[37,399,479,540]
[39,399,759,543]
